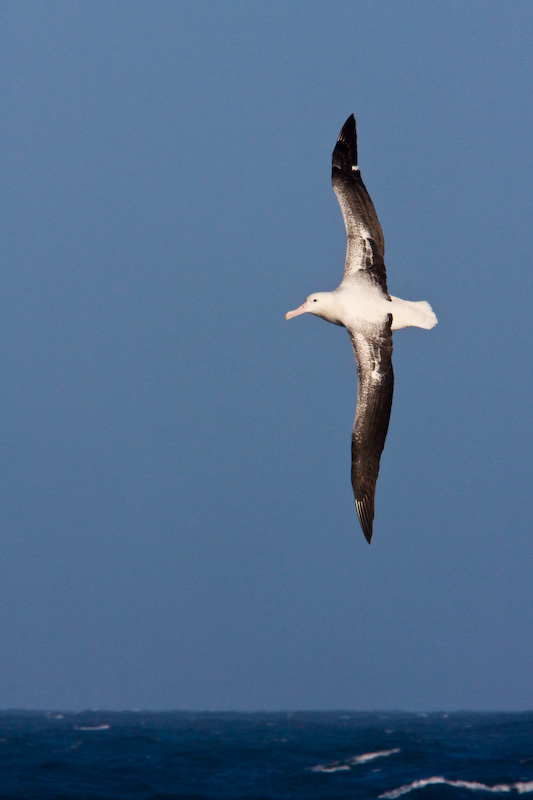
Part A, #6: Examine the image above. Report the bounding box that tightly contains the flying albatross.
[286,115,437,543]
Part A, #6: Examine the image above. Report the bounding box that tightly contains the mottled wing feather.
[332,115,388,294]
[348,317,394,543]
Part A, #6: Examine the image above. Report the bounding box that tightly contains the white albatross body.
[288,286,436,332]
[286,115,437,543]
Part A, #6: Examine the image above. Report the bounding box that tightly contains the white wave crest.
[74,724,111,731]
[310,747,400,773]
[310,763,351,773]
[379,776,533,798]
[350,748,401,765]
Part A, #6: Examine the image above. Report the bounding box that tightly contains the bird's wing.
[332,115,388,294]
[348,317,394,543]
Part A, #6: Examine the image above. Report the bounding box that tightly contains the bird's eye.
[313,298,318,302]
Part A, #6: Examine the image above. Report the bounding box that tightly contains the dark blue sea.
[0,711,531,799]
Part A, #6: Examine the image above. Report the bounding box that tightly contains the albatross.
[286,115,437,543]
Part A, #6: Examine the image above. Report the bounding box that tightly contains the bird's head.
[286,292,340,324]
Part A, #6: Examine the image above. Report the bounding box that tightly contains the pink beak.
[285,301,309,320]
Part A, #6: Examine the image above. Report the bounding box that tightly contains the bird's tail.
[389,298,438,331]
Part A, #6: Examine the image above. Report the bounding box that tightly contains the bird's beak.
[285,301,309,320]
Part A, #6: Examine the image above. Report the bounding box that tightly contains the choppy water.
[0,710,531,799]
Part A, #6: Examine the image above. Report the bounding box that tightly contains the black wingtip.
[332,114,358,172]
[355,496,374,544]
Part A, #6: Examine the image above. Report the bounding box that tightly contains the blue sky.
[1,1,532,711]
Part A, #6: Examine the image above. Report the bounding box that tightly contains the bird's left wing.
[332,115,388,294]
[348,316,394,543]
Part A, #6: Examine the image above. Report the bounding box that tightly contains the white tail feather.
[389,297,438,331]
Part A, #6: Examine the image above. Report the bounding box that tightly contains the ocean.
[0,711,531,799]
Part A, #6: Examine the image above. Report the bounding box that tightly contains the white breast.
[332,284,391,327]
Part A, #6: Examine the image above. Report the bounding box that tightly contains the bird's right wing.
[332,115,388,295]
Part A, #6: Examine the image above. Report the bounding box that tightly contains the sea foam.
[380,776,533,798]
[311,747,400,773]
